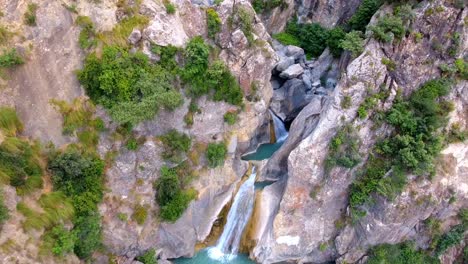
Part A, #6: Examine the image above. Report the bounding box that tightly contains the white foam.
[207,247,236,262]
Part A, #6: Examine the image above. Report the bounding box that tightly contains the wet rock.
[279,64,304,79]
[128,29,142,45]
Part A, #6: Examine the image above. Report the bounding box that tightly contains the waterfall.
[208,168,257,261]
[269,109,288,142]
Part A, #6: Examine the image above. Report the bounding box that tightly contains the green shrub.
[76,16,96,50]
[77,46,183,125]
[73,214,102,259]
[155,166,181,206]
[206,8,221,39]
[367,242,437,264]
[97,15,149,47]
[126,137,139,151]
[326,27,346,58]
[0,107,23,135]
[24,3,38,26]
[341,95,352,109]
[326,126,361,170]
[286,20,329,58]
[160,130,191,162]
[252,0,287,13]
[0,25,13,45]
[340,31,364,57]
[224,111,237,125]
[132,204,148,225]
[370,14,406,43]
[347,0,382,32]
[181,36,210,96]
[207,60,243,105]
[137,249,157,264]
[0,192,9,226]
[42,225,76,256]
[434,225,465,256]
[272,32,300,46]
[237,7,255,45]
[0,48,24,68]
[159,189,196,222]
[206,142,227,168]
[164,0,176,14]
[349,79,452,212]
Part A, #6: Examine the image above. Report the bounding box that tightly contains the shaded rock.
[276,57,295,72]
[128,29,142,45]
[285,45,305,61]
[279,64,304,79]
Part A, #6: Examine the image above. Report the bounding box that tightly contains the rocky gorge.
[0,0,466,264]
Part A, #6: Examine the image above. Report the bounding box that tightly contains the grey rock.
[302,70,313,91]
[279,64,304,79]
[285,45,305,61]
[128,29,142,45]
[276,57,295,72]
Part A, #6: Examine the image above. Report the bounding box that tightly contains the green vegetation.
[367,242,437,264]
[24,3,38,26]
[433,224,465,256]
[164,0,176,14]
[0,48,24,68]
[97,15,149,47]
[137,249,158,264]
[76,16,97,50]
[206,8,221,39]
[349,79,453,216]
[232,7,255,45]
[126,137,139,151]
[132,204,148,225]
[0,25,13,45]
[326,126,361,170]
[0,192,9,226]
[223,111,238,125]
[0,107,23,135]
[48,150,105,259]
[41,224,76,256]
[347,0,382,32]
[160,130,191,162]
[381,57,397,71]
[340,31,364,57]
[78,45,183,126]
[154,166,196,222]
[252,0,287,13]
[272,32,300,46]
[341,95,352,109]
[369,14,406,43]
[206,142,227,168]
[326,27,346,58]
[279,19,330,58]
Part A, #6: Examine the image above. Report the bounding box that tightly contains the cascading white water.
[208,168,257,261]
[269,109,289,142]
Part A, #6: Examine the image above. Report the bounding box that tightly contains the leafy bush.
[207,60,243,105]
[381,58,397,71]
[73,214,102,259]
[206,142,227,168]
[252,0,287,13]
[349,79,452,212]
[0,25,13,45]
[434,225,465,256]
[326,27,346,58]
[0,48,24,68]
[126,137,139,151]
[159,189,196,222]
[0,192,9,226]
[347,0,382,32]
[326,126,361,170]
[224,111,237,125]
[160,130,191,162]
[206,8,221,39]
[286,20,329,58]
[181,36,210,95]
[76,16,96,49]
[370,14,406,43]
[77,46,183,125]
[164,0,176,14]
[340,31,364,57]
[24,3,38,26]
[137,249,157,264]
[42,225,76,256]
[367,242,437,264]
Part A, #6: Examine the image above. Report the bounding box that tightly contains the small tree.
[340,31,364,58]
[206,143,227,168]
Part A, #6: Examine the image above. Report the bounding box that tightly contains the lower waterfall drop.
[208,168,257,261]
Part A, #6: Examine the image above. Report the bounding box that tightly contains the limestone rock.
[128,29,142,45]
[279,64,304,79]
[276,57,295,72]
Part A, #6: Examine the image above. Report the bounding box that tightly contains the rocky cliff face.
[252,1,467,263]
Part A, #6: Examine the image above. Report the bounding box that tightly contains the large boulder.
[279,64,304,79]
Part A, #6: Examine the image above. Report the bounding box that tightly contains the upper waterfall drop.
[269,109,289,143]
[208,168,257,261]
